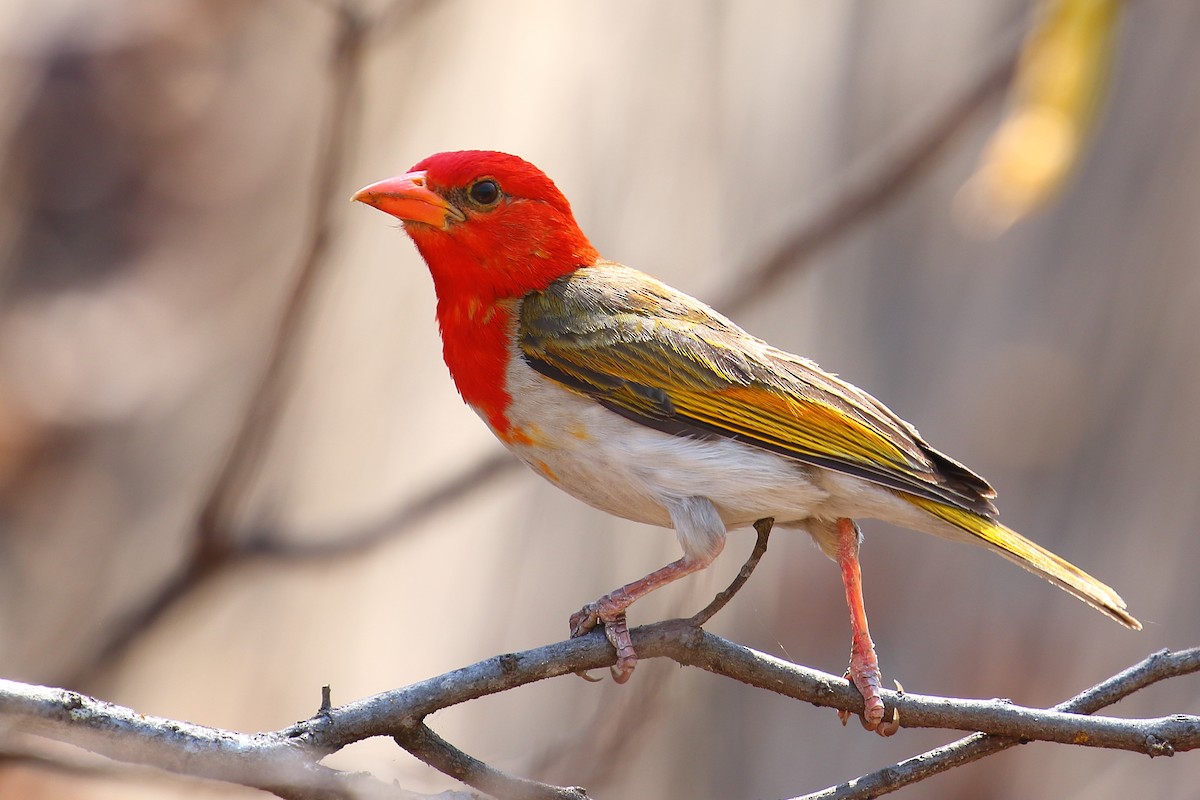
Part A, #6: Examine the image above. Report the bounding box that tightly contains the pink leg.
[570,553,713,683]
[835,518,898,735]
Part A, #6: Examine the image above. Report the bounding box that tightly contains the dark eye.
[468,178,501,207]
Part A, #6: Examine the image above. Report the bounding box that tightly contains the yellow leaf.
[958,0,1122,234]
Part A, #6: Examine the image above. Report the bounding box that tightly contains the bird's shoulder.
[522,261,737,332]
[520,261,775,380]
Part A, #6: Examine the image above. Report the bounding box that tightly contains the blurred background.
[0,0,1197,797]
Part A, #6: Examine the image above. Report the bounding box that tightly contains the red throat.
[409,214,598,440]
[435,296,518,437]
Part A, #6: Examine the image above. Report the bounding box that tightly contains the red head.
[353,151,599,305]
[354,151,600,435]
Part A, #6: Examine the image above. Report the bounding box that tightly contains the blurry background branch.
[60,0,432,688]
[2,640,1197,799]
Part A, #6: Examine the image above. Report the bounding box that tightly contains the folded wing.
[519,262,997,517]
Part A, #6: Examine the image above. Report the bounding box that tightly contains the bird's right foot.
[838,653,899,736]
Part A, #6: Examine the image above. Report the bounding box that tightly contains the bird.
[353,150,1140,733]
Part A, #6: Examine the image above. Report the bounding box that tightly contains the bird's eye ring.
[468,178,502,207]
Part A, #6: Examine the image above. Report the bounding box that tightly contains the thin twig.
[3,644,1197,799]
[689,517,773,626]
[394,723,588,800]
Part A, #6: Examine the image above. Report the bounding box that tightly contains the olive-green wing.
[519,262,997,516]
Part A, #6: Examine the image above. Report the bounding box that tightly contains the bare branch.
[0,679,331,790]
[0,682,456,800]
[3,642,1197,799]
[653,631,1199,754]
[797,647,1200,800]
[393,723,589,800]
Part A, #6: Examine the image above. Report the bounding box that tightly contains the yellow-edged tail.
[906,496,1141,630]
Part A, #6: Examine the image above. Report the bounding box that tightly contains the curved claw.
[873,679,903,735]
[875,705,901,737]
[837,701,899,735]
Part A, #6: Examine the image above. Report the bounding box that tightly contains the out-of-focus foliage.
[959,0,1122,233]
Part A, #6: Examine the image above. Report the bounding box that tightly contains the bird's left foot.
[838,656,900,736]
[570,591,637,683]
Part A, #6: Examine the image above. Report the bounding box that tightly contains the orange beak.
[352,170,466,227]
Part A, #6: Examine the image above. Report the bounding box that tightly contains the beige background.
[0,1,1197,798]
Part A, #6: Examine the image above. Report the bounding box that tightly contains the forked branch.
[2,636,1196,800]
[4,524,1197,798]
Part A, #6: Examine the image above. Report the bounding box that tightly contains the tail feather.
[905,496,1141,630]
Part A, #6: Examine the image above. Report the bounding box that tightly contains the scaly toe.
[569,606,599,639]
[603,612,637,683]
[570,606,603,681]
[842,666,888,732]
[861,694,886,730]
